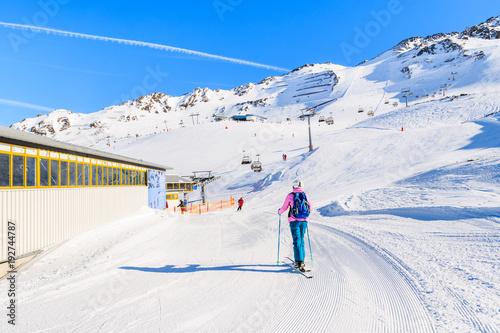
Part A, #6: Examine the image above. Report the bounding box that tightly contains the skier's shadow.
[120,264,292,274]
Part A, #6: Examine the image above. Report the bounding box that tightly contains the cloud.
[0,98,54,112]
[0,22,290,72]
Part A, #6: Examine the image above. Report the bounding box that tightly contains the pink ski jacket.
[278,187,311,222]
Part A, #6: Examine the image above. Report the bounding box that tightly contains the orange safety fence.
[169,197,234,214]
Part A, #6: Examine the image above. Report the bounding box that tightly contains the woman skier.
[278,180,311,272]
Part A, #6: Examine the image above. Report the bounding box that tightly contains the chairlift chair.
[251,154,262,172]
[367,110,374,117]
[318,116,326,122]
[241,155,252,164]
[358,107,364,113]
[326,117,334,125]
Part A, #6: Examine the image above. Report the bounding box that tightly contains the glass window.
[77,163,83,186]
[92,165,97,186]
[0,153,9,187]
[98,166,102,185]
[12,155,24,187]
[108,168,113,186]
[113,168,118,186]
[60,161,68,186]
[69,162,76,186]
[27,157,37,187]
[103,167,108,186]
[129,170,133,185]
[40,159,49,187]
[84,164,90,186]
[50,160,59,186]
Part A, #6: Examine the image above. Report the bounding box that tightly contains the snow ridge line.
[315,223,437,332]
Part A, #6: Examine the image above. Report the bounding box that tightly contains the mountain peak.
[392,15,500,56]
[461,16,500,39]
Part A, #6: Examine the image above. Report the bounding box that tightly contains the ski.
[283,257,313,279]
[285,257,312,272]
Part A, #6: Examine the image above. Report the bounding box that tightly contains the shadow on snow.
[318,201,500,221]
[461,118,500,150]
[120,264,293,274]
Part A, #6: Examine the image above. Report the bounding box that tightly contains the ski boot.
[294,261,306,272]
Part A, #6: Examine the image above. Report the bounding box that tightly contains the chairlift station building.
[0,126,170,263]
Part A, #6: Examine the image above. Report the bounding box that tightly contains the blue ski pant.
[289,221,307,262]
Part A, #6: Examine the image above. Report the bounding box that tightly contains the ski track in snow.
[1,209,439,333]
[309,223,435,333]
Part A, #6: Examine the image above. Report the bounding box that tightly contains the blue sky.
[0,0,498,127]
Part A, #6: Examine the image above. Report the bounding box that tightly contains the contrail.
[0,22,290,72]
[0,98,53,112]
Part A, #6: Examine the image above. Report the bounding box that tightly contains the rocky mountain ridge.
[10,16,500,147]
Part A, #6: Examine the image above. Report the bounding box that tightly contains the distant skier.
[284,154,287,161]
[237,197,244,211]
[278,180,311,272]
[177,200,185,214]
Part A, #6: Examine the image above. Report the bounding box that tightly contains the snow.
[2,17,500,332]
[3,111,500,332]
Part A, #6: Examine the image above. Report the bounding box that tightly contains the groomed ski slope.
[2,105,500,332]
[4,208,433,333]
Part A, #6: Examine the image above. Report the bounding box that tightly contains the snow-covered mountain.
[10,16,500,149]
[3,16,500,333]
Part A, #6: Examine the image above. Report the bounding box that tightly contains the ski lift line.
[209,119,317,175]
[214,100,334,175]
[300,98,337,113]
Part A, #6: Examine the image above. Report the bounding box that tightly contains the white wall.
[0,187,147,262]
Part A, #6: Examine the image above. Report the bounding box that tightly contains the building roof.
[165,174,194,183]
[0,126,170,171]
[231,114,267,120]
[246,114,268,119]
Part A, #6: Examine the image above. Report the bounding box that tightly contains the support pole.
[307,115,313,152]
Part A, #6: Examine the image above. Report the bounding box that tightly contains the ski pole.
[277,214,281,265]
[306,223,313,262]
